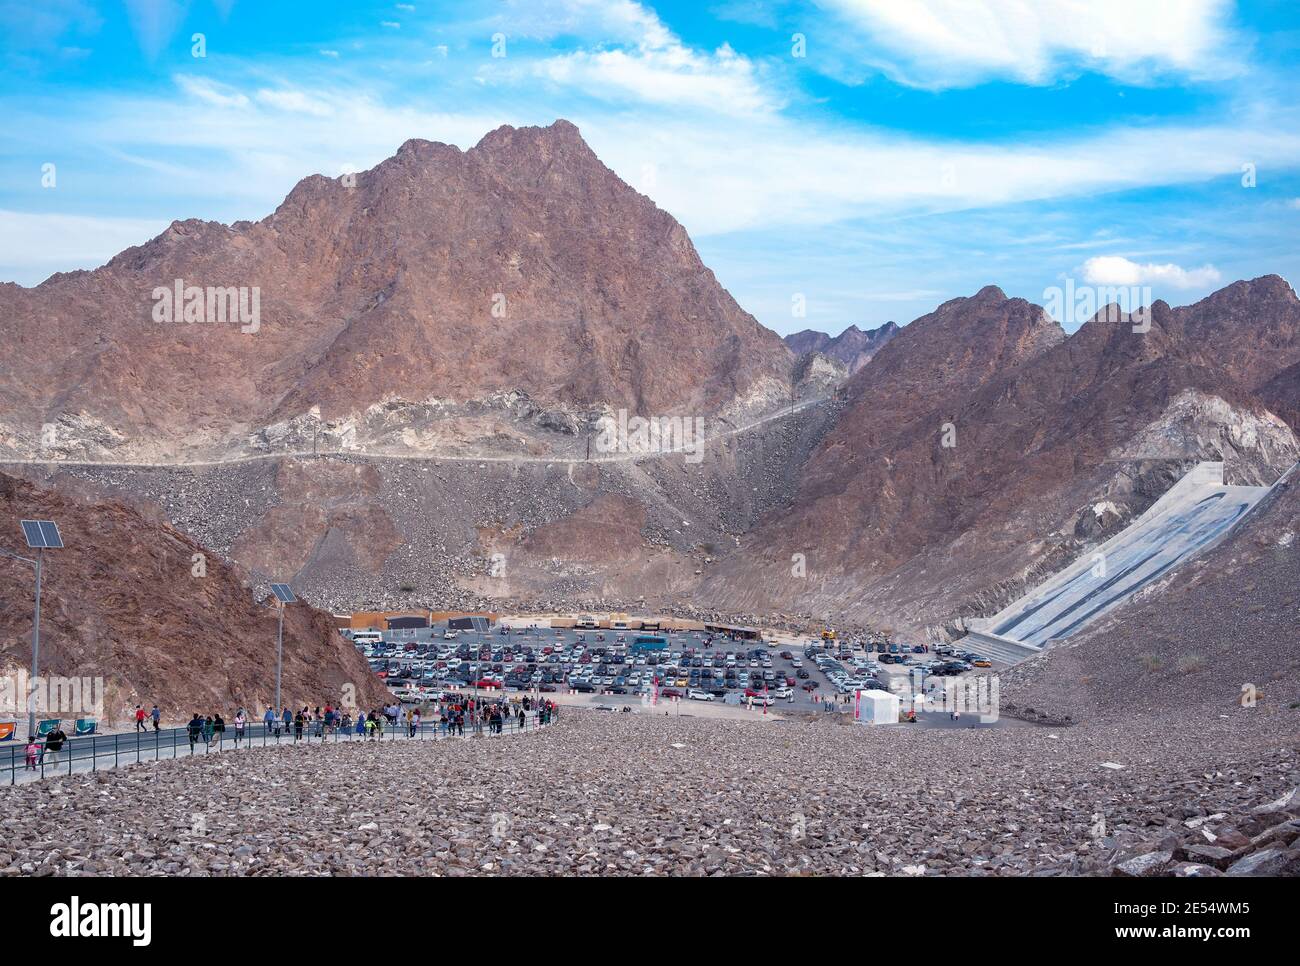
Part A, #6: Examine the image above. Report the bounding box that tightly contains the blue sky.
[2,0,1299,335]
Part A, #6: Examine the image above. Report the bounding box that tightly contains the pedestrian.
[293,709,304,740]
[24,735,39,770]
[355,713,366,737]
[134,705,147,732]
[233,708,247,746]
[187,713,203,749]
[43,725,67,768]
[410,708,420,737]
[264,706,276,737]
[364,714,377,740]
[203,715,215,746]
[212,713,226,746]
[282,706,292,736]
[151,705,161,731]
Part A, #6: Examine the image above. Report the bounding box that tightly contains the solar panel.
[270,583,296,604]
[20,520,62,549]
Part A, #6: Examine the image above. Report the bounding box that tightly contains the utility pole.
[269,584,297,712]
[7,521,63,736]
[30,548,42,736]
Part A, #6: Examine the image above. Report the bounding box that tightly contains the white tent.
[853,688,900,725]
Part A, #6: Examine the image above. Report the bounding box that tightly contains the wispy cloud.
[819,0,1243,89]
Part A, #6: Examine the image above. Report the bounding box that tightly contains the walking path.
[1,713,549,787]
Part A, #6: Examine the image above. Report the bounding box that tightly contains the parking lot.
[356,622,997,718]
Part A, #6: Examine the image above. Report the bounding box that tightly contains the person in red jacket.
[134,705,147,732]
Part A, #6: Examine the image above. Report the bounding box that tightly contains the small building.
[704,622,762,641]
[386,615,429,630]
[449,615,492,632]
[853,689,900,726]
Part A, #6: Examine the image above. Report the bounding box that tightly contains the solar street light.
[5,520,64,735]
[269,584,296,711]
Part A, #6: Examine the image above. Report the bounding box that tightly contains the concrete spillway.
[962,463,1271,663]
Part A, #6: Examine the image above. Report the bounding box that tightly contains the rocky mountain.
[1002,463,1299,722]
[699,278,1300,636]
[784,321,898,373]
[0,120,793,462]
[0,472,391,722]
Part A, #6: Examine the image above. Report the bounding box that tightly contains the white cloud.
[1081,255,1222,289]
[533,42,773,115]
[174,75,249,108]
[486,0,776,116]
[821,0,1241,88]
[122,0,186,60]
[0,210,168,283]
[254,88,335,116]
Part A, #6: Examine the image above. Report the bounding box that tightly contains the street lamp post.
[269,584,297,712]
[5,521,64,737]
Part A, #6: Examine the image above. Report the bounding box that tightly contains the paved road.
[1,715,544,786]
[0,398,829,469]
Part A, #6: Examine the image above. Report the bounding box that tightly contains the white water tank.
[853,688,900,725]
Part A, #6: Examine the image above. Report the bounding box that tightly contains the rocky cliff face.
[698,279,1300,635]
[784,320,898,373]
[0,472,390,721]
[0,120,793,462]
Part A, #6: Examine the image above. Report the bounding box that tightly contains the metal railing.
[1,708,557,786]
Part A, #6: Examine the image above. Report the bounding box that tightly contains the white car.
[687,689,714,701]
[772,687,794,699]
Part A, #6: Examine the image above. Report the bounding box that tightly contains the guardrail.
[1,709,555,786]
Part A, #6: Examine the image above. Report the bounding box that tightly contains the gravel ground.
[0,710,1294,876]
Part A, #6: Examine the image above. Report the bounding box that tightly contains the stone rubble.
[0,710,1294,877]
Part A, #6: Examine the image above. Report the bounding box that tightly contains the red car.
[474,679,502,689]
[661,688,683,699]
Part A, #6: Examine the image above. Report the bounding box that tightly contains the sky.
[1,0,1298,335]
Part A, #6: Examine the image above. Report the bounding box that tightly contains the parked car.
[687,689,714,701]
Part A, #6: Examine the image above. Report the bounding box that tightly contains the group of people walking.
[179,694,559,748]
[18,693,560,776]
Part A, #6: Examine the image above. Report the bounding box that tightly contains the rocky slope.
[0,710,1294,876]
[784,321,898,373]
[699,280,1300,635]
[0,472,390,722]
[1001,464,1299,722]
[0,120,793,462]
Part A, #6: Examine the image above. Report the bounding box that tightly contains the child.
[24,736,39,770]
